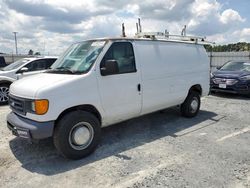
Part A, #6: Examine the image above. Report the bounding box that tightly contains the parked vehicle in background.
[210,60,250,96]
[7,33,210,159]
[0,56,7,68]
[0,56,57,105]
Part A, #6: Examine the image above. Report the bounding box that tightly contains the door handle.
[137,84,141,92]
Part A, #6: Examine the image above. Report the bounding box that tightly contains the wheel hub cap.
[0,87,9,102]
[190,98,198,113]
[69,122,94,150]
[72,126,91,146]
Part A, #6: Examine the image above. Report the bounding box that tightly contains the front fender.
[0,76,15,84]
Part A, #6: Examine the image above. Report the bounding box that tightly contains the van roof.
[81,37,209,46]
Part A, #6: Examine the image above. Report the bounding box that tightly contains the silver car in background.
[0,56,57,105]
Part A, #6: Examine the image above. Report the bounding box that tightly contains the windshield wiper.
[55,67,75,73]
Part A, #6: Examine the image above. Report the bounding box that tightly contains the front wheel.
[0,84,10,105]
[181,91,200,118]
[53,111,101,160]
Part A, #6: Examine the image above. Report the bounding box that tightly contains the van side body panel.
[134,40,209,115]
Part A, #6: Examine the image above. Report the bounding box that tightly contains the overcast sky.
[0,0,249,55]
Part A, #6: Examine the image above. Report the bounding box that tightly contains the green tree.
[28,49,33,55]
[204,43,250,52]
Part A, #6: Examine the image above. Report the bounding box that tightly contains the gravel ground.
[0,94,250,188]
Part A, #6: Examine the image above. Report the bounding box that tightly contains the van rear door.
[97,41,142,123]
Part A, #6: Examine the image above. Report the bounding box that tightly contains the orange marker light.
[34,100,49,115]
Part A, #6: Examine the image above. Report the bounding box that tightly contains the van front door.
[97,42,142,124]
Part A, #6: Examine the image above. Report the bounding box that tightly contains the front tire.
[181,91,200,118]
[53,111,101,160]
[0,84,10,105]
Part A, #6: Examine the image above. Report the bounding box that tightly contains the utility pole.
[13,32,18,55]
[43,40,46,56]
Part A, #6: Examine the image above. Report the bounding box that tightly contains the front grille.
[9,95,25,115]
[213,78,238,85]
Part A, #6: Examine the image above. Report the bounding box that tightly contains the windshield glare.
[220,61,250,72]
[2,59,29,71]
[51,40,106,74]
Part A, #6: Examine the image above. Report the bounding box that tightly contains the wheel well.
[55,105,102,125]
[0,80,12,86]
[189,84,202,95]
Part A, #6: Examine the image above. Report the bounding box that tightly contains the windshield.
[220,61,250,72]
[50,40,106,74]
[2,59,29,71]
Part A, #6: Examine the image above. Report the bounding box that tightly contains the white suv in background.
[0,56,57,105]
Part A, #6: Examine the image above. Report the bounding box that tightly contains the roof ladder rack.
[134,19,215,45]
[135,31,214,45]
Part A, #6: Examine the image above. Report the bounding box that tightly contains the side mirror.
[216,66,222,70]
[100,60,119,76]
[17,67,29,74]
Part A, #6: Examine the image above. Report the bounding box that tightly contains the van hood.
[10,73,80,98]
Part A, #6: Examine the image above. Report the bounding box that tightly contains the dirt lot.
[0,94,250,188]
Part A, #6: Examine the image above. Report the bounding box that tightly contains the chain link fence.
[208,51,250,72]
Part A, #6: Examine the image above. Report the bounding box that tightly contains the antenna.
[181,25,187,36]
[122,23,126,37]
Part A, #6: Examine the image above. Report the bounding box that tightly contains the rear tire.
[0,84,10,105]
[53,111,101,160]
[181,91,200,118]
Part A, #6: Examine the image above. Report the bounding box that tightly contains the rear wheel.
[53,111,101,160]
[0,84,10,105]
[181,91,200,118]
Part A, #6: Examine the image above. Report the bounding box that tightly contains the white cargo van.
[7,34,209,159]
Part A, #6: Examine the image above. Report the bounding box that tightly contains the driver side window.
[102,42,136,74]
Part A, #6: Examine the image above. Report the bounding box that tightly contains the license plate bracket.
[219,84,227,89]
[16,129,31,139]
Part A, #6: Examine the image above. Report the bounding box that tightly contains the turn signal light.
[34,100,49,115]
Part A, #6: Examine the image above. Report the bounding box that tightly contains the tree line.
[205,42,250,52]
[28,49,41,55]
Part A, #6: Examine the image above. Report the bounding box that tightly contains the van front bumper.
[7,112,54,140]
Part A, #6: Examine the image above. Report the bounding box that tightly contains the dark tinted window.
[102,42,136,74]
[45,58,57,69]
[25,59,48,71]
